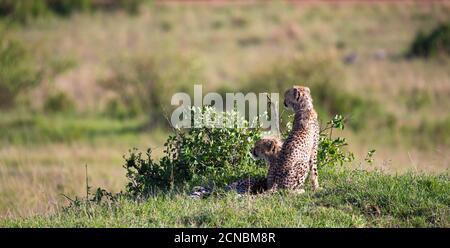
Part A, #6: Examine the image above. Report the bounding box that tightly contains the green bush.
[0,36,41,108]
[317,115,356,168]
[408,22,450,57]
[242,55,396,131]
[123,107,266,198]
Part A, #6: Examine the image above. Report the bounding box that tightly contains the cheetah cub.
[269,86,320,193]
[251,137,283,189]
[226,137,283,194]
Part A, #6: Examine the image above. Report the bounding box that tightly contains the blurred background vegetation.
[0,0,449,219]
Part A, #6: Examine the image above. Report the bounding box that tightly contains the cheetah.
[225,177,267,195]
[251,137,283,189]
[190,175,265,198]
[268,86,320,193]
[226,137,283,195]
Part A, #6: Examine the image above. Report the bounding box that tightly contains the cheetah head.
[252,137,283,162]
[283,86,313,112]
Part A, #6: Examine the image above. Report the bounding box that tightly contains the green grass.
[0,113,150,145]
[2,169,448,227]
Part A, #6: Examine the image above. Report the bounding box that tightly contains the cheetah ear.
[304,87,310,94]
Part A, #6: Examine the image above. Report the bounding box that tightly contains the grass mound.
[2,169,448,227]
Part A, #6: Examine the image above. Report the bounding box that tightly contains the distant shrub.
[104,98,140,120]
[408,22,450,58]
[210,19,224,30]
[230,15,249,28]
[46,0,91,16]
[0,0,48,23]
[237,35,263,47]
[423,118,450,146]
[100,53,201,127]
[117,0,144,15]
[48,56,78,76]
[404,88,431,111]
[159,20,172,32]
[243,55,396,131]
[0,0,145,22]
[405,117,450,148]
[44,92,75,113]
[0,36,41,108]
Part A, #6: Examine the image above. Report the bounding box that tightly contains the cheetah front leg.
[293,161,309,193]
[266,180,279,193]
[309,145,320,191]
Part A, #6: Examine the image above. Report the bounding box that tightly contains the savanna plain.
[0,0,449,227]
